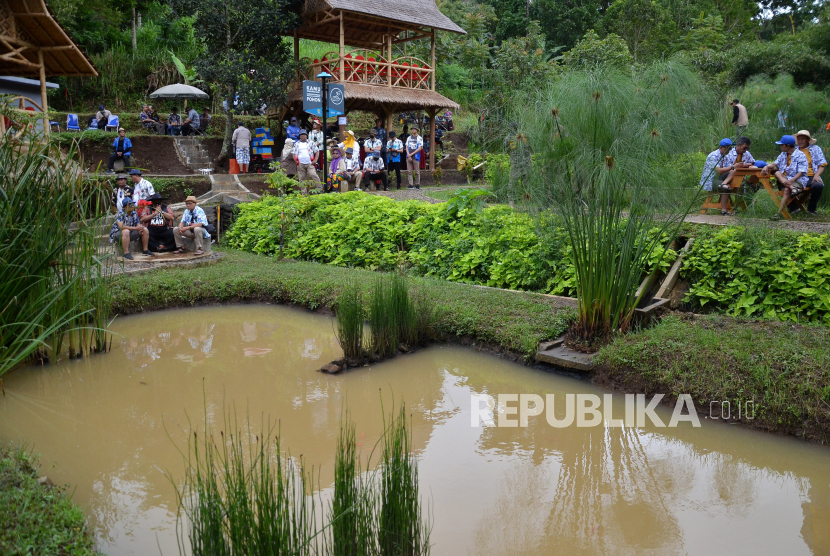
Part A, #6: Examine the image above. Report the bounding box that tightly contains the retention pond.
[1,305,828,555]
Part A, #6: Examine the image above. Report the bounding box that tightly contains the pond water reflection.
[0,305,828,555]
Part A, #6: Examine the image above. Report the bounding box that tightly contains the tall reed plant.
[367,273,433,356]
[0,103,112,377]
[510,61,716,343]
[336,282,365,360]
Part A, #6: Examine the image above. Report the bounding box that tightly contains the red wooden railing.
[300,50,433,90]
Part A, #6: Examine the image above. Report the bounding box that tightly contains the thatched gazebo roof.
[0,0,97,77]
[286,82,459,113]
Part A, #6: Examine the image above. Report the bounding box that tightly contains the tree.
[531,0,603,51]
[171,0,300,163]
[562,30,633,68]
[602,0,675,61]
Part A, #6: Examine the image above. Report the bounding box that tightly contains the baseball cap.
[121,198,136,208]
[128,169,142,176]
[372,151,380,158]
[718,138,733,147]
[345,147,354,154]
[754,161,767,168]
[775,135,796,146]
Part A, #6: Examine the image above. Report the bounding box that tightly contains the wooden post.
[294,31,300,81]
[387,26,393,87]
[339,12,345,80]
[430,30,436,91]
[38,49,48,137]
[386,109,393,136]
[428,108,436,171]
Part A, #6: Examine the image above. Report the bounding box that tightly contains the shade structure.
[149,83,209,99]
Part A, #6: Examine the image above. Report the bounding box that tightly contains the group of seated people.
[279,118,427,192]
[140,104,209,136]
[108,169,211,259]
[700,130,826,218]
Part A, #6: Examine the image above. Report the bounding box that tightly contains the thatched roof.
[0,0,97,77]
[286,82,459,113]
[293,0,465,48]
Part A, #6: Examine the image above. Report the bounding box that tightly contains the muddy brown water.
[1,305,828,555]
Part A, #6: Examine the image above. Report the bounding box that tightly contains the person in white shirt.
[761,134,809,220]
[362,151,388,191]
[129,169,155,202]
[310,119,325,169]
[292,130,321,186]
[365,129,383,156]
[232,122,252,173]
[342,147,363,191]
[405,127,424,189]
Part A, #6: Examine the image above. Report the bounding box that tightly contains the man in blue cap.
[761,134,808,220]
[362,151,388,191]
[700,138,739,215]
[342,147,363,191]
[95,104,111,132]
[109,198,152,260]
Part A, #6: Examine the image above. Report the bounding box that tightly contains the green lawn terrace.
[273,0,465,171]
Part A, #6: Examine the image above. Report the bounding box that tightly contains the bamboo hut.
[277,0,466,170]
[0,0,96,137]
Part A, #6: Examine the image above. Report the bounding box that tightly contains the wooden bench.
[700,167,797,219]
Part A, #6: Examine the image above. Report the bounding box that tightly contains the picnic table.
[700,166,800,219]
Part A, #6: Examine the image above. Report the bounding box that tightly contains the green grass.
[596,314,830,443]
[110,247,573,358]
[425,187,490,202]
[0,446,99,556]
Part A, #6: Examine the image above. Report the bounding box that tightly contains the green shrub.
[681,227,830,323]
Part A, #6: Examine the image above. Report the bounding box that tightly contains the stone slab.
[536,344,595,371]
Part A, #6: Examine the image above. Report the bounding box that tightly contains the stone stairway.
[173,136,212,173]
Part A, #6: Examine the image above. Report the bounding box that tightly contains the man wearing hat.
[293,129,321,186]
[762,134,809,220]
[109,198,152,260]
[140,193,176,251]
[175,196,211,256]
[111,173,134,213]
[232,121,252,174]
[405,127,424,189]
[699,138,739,215]
[365,129,383,157]
[790,130,826,215]
[386,130,404,189]
[106,128,132,174]
[95,104,111,132]
[342,147,362,191]
[129,169,155,202]
[362,151,389,191]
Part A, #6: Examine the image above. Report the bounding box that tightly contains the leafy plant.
[169,51,203,85]
[444,188,491,219]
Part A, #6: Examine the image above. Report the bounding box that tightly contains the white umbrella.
[149,84,209,99]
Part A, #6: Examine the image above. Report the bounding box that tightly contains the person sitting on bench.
[167,108,182,136]
[95,105,111,132]
[721,136,758,190]
[174,196,211,256]
[362,151,388,191]
[182,107,200,136]
[762,134,809,220]
[109,198,153,260]
[140,193,176,252]
[342,147,362,191]
[788,130,826,215]
[699,138,737,216]
[106,128,132,174]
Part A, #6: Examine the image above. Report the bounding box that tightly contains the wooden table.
[700,167,793,219]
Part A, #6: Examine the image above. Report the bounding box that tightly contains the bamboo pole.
[428,108,436,171]
[339,12,345,81]
[387,25,393,88]
[430,30,436,91]
[38,49,49,137]
[294,31,300,82]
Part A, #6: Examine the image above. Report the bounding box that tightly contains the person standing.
[362,151,388,191]
[405,127,423,189]
[95,104,111,131]
[762,135,809,220]
[731,99,748,134]
[107,128,132,174]
[365,129,383,156]
[310,119,325,169]
[182,106,200,136]
[111,173,133,213]
[232,122,252,173]
[174,196,210,256]
[293,130,321,186]
[167,108,182,136]
[286,117,301,141]
[791,130,827,215]
[129,169,155,202]
[280,138,297,178]
[372,118,387,160]
[386,130,403,189]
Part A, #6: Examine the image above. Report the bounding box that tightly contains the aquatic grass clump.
[336,282,365,360]
[0,102,113,378]
[367,273,435,357]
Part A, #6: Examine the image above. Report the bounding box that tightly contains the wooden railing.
[1,96,46,142]
[299,50,434,90]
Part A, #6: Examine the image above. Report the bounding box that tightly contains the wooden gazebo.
[278,0,466,170]
[0,0,96,136]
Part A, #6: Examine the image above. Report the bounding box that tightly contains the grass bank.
[595,314,830,444]
[0,446,98,555]
[110,248,574,358]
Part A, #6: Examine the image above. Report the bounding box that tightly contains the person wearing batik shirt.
[699,138,737,215]
[386,130,404,189]
[790,130,827,215]
[292,130,321,186]
[342,147,363,191]
[129,169,156,202]
[762,134,809,220]
[111,173,133,213]
[109,198,152,260]
[361,151,388,191]
[174,195,211,255]
[720,136,759,195]
[405,127,424,189]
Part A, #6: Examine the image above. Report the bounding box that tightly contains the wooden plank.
[654,238,693,300]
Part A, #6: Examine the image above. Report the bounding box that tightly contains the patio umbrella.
[149,84,209,99]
